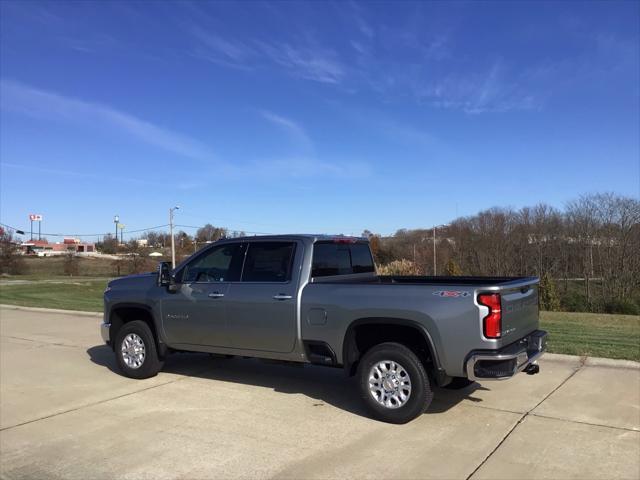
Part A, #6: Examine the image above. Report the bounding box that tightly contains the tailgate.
[497,280,539,344]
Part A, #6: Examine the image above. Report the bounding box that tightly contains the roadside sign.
[29,214,43,221]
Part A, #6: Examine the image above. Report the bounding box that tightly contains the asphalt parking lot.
[1,305,638,480]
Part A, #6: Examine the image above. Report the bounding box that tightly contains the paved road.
[1,306,638,479]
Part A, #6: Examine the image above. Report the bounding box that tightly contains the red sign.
[29,214,43,221]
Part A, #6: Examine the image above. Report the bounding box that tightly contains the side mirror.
[157,262,174,288]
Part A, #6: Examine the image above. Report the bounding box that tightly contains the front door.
[161,242,244,346]
[225,241,299,353]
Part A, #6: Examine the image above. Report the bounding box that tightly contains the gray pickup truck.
[101,235,547,423]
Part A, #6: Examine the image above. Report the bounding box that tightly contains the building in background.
[20,238,95,256]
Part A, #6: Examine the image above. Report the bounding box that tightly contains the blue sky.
[1,1,638,240]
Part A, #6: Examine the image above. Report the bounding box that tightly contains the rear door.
[225,241,300,353]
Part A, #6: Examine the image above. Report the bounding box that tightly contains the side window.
[242,242,296,282]
[182,243,243,283]
[312,241,375,277]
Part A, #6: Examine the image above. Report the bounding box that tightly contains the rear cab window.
[242,242,296,282]
[311,241,375,278]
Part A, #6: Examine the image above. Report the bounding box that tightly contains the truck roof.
[221,234,367,243]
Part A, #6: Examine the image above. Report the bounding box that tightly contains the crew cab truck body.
[101,235,547,423]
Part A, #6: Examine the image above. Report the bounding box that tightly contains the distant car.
[101,235,546,423]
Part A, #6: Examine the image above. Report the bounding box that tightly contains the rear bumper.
[465,330,547,381]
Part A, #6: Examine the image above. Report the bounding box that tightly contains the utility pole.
[169,206,180,268]
[433,225,437,276]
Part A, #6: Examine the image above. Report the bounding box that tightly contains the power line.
[174,224,276,236]
[0,221,169,238]
[1,219,390,240]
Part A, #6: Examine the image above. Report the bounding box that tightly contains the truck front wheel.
[357,342,433,424]
[115,320,163,379]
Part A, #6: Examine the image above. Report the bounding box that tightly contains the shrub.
[377,259,420,276]
[539,272,561,311]
[603,299,640,315]
[445,259,463,276]
[0,230,25,275]
[560,291,590,313]
[63,253,79,276]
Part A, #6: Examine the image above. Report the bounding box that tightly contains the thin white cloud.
[228,157,372,179]
[258,110,313,152]
[190,27,254,70]
[0,161,159,186]
[254,41,345,84]
[419,61,539,114]
[0,80,212,160]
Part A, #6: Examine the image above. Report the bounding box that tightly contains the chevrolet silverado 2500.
[101,235,547,423]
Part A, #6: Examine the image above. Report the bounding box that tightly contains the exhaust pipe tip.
[525,363,540,375]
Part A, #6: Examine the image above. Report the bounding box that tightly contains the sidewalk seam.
[0,370,208,432]
[465,357,586,480]
[1,335,84,349]
[529,412,640,433]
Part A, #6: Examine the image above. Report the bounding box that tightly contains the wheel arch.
[342,317,446,384]
[109,303,165,357]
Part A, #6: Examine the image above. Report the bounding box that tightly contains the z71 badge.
[433,290,471,298]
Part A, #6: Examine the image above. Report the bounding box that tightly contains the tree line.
[367,193,639,314]
[2,193,638,314]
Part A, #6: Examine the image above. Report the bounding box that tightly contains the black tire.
[357,342,433,424]
[115,320,163,379]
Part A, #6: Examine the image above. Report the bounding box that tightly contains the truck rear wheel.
[357,342,433,424]
[115,320,163,379]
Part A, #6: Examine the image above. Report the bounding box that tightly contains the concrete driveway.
[1,305,638,480]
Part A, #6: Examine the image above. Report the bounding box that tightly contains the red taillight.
[478,293,502,339]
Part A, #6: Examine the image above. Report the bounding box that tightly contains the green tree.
[539,272,561,311]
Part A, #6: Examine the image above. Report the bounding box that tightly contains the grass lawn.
[0,278,108,312]
[541,311,639,361]
[1,278,638,361]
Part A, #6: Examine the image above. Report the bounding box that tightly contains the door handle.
[273,294,293,300]
[208,292,225,298]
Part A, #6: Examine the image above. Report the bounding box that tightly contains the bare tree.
[196,224,227,243]
[0,229,25,274]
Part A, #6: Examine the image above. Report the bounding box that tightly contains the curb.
[543,353,582,363]
[542,352,639,369]
[0,304,102,318]
[584,356,640,370]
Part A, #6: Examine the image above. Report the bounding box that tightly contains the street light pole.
[113,215,119,244]
[169,206,180,268]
